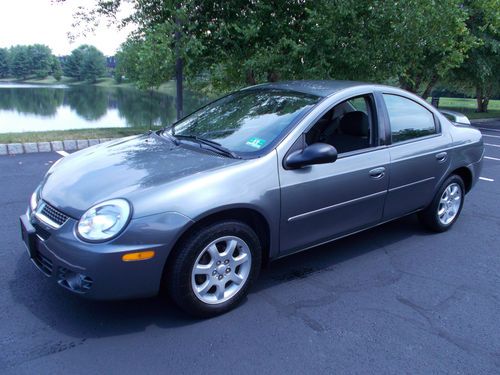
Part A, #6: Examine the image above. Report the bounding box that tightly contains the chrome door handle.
[369,167,386,179]
[436,152,448,163]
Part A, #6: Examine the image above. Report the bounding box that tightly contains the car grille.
[40,202,69,227]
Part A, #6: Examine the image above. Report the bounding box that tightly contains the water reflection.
[0,84,207,133]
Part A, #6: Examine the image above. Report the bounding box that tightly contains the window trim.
[381,93,441,145]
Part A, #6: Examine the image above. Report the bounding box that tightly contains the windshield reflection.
[169,89,320,154]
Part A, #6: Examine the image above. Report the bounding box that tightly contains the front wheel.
[166,221,261,317]
[418,174,465,232]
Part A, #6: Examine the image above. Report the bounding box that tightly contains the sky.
[0,0,135,56]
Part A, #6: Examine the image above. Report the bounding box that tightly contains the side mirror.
[285,143,338,169]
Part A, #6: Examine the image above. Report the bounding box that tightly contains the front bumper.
[20,208,193,300]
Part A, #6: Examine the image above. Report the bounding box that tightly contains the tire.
[166,220,262,318]
[418,174,465,232]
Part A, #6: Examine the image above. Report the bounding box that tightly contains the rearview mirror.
[285,143,338,169]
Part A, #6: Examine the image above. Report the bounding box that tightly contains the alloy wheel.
[437,182,462,225]
[191,236,252,304]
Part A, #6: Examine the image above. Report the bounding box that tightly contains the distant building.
[58,55,68,65]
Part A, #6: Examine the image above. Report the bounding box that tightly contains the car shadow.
[9,214,431,339]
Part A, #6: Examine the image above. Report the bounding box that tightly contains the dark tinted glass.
[383,94,436,143]
[167,89,320,154]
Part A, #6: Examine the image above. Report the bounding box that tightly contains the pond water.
[0,83,208,133]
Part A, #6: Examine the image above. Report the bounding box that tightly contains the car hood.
[40,133,241,218]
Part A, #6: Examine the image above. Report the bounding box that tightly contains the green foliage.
[64,0,496,102]
[51,56,63,81]
[116,23,174,90]
[447,0,500,112]
[28,44,53,79]
[0,48,9,78]
[1,44,59,80]
[9,45,31,79]
[63,45,106,82]
[110,0,474,95]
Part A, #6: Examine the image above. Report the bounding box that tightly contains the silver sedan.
[20,81,484,317]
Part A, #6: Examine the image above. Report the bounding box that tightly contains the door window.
[383,94,437,143]
[305,95,375,154]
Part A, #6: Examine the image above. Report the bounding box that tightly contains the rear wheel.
[166,220,261,317]
[418,175,465,232]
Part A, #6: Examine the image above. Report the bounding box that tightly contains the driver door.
[278,94,390,255]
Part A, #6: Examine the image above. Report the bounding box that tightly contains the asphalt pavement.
[1,124,499,374]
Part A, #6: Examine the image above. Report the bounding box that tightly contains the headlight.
[30,188,39,211]
[77,199,131,242]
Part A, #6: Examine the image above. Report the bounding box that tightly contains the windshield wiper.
[175,135,240,159]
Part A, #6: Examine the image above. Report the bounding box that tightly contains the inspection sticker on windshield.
[246,137,266,149]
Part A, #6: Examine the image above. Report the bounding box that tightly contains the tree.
[63,47,84,80]
[0,48,9,78]
[51,56,63,81]
[116,26,174,90]
[63,45,106,82]
[81,45,106,82]
[59,0,478,98]
[9,45,31,79]
[447,0,500,112]
[28,44,53,79]
[391,0,473,99]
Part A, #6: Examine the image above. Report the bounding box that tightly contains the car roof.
[247,80,378,97]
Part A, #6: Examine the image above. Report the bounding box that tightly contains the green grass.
[0,127,151,144]
[434,97,500,120]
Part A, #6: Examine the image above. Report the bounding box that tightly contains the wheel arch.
[449,166,473,193]
[163,206,273,279]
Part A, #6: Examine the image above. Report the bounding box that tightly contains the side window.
[305,95,375,154]
[383,94,437,143]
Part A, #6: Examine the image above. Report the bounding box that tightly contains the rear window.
[383,94,437,143]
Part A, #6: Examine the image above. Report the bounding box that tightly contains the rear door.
[380,93,452,220]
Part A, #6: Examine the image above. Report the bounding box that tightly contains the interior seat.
[326,111,370,153]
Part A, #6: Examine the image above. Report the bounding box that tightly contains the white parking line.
[485,143,500,148]
[482,134,500,139]
[484,156,500,161]
[479,177,494,182]
[56,150,69,157]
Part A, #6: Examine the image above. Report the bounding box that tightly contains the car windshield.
[164,89,320,155]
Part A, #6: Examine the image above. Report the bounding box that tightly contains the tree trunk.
[246,69,256,85]
[421,74,438,100]
[175,5,183,121]
[267,70,279,82]
[476,87,488,112]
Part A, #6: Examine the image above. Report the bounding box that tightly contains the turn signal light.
[122,250,155,262]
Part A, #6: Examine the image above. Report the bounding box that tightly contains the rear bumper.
[20,210,193,300]
[468,149,484,191]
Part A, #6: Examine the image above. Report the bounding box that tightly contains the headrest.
[339,111,369,137]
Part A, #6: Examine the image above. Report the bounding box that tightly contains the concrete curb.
[0,138,113,155]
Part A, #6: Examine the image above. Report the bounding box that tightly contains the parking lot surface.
[1,124,499,374]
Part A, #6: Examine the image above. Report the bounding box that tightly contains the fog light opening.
[58,267,93,293]
[122,250,155,262]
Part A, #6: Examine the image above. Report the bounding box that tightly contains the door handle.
[369,167,386,179]
[435,152,448,163]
